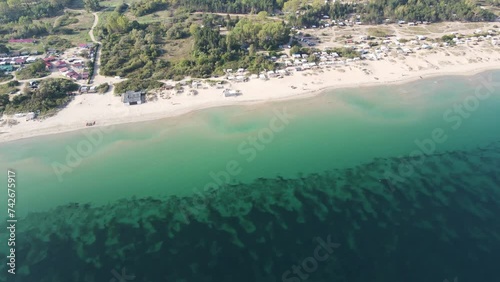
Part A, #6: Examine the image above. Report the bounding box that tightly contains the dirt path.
[89,12,104,84]
[89,12,100,44]
[87,12,126,90]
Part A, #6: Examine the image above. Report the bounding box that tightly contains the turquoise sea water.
[0,71,500,281]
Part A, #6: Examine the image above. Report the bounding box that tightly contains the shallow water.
[0,71,499,281]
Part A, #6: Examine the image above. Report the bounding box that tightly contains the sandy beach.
[1,40,500,143]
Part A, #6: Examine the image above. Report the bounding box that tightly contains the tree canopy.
[4,78,78,115]
[16,59,50,80]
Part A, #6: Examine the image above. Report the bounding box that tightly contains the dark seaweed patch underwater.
[1,141,500,282]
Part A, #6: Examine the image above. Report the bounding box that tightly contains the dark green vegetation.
[99,13,289,81]
[114,79,163,94]
[54,13,80,28]
[106,0,498,25]
[291,0,496,27]
[0,73,13,83]
[2,140,500,281]
[441,34,457,45]
[87,44,98,84]
[83,0,100,12]
[3,78,78,115]
[0,93,8,113]
[0,81,19,113]
[130,0,168,16]
[0,3,93,50]
[43,36,73,50]
[96,82,109,93]
[15,60,50,80]
[129,0,285,15]
[0,2,89,45]
[0,0,72,23]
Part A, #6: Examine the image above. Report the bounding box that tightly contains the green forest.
[99,12,288,87]
[293,0,497,27]
[2,78,79,115]
[0,0,72,23]
[1,0,495,25]
[128,0,497,23]
[16,59,50,80]
[0,0,496,40]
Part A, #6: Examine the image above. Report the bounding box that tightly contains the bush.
[97,83,110,93]
[0,74,13,83]
[4,79,78,115]
[114,79,163,94]
[16,60,50,80]
[166,24,189,40]
[0,93,9,114]
[115,3,129,14]
[441,34,455,41]
[7,80,19,87]
[44,36,73,51]
[290,45,301,54]
[56,14,79,27]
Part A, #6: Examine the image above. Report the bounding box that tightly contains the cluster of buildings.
[0,58,29,72]
[0,40,95,79]
[77,43,97,60]
[79,85,98,93]
[225,69,250,82]
[43,57,89,81]
[0,54,40,73]
[1,39,40,73]
[223,27,500,82]
[48,43,95,80]
[398,20,431,26]
[355,33,499,60]
[270,52,359,73]
[451,30,499,46]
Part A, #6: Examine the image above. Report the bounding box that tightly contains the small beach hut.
[122,90,145,105]
[223,89,241,97]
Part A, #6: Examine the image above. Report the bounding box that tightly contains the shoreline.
[1,61,499,144]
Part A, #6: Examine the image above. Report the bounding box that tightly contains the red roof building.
[54,61,67,68]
